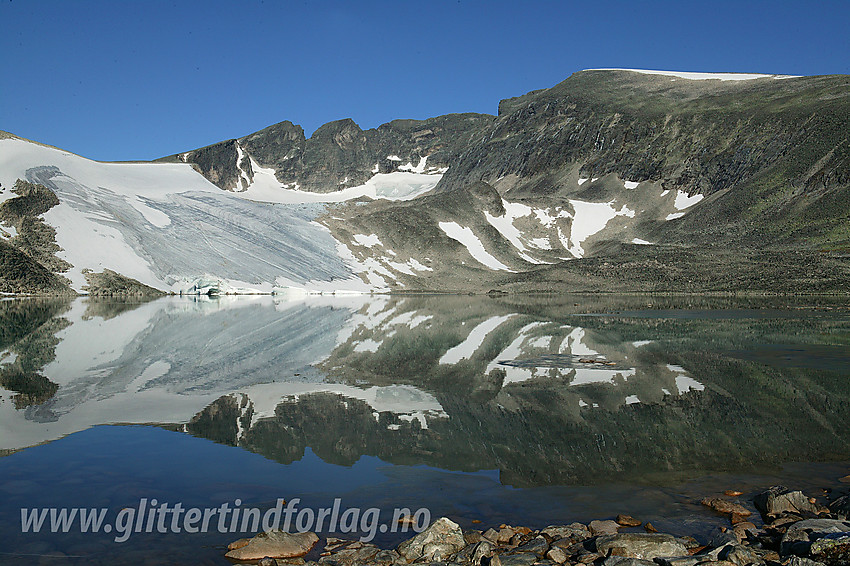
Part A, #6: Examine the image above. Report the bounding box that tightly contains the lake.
[1,294,849,565]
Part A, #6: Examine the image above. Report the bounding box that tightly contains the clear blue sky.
[2,0,848,162]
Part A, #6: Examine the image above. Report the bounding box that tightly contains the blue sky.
[2,0,848,162]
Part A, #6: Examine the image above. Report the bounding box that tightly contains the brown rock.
[515,526,532,535]
[644,523,658,533]
[589,520,620,536]
[228,538,251,551]
[225,531,319,561]
[724,490,744,497]
[473,520,483,524]
[616,515,642,527]
[701,498,752,517]
[729,513,748,525]
[839,475,850,484]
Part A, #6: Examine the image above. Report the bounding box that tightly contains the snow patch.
[352,234,383,248]
[439,314,515,364]
[439,221,514,271]
[589,68,801,81]
[673,190,704,210]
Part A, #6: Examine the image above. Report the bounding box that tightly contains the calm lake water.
[1,294,849,565]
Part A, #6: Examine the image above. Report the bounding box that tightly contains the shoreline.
[226,484,850,565]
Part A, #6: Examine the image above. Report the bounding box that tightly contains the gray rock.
[541,524,591,542]
[810,533,850,566]
[830,496,850,520]
[754,487,819,518]
[497,553,539,566]
[602,556,657,566]
[472,541,496,565]
[373,549,403,565]
[707,529,739,549]
[513,536,549,556]
[595,534,689,560]
[397,517,467,563]
[781,519,850,557]
[590,520,621,536]
[718,544,764,566]
[319,544,379,565]
[787,558,827,566]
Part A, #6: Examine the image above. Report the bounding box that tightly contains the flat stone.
[701,498,752,517]
[483,529,500,543]
[397,517,466,563]
[225,531,320,561]
[788,558,827,566]
[590,520,621,536]
[596,533,688,560]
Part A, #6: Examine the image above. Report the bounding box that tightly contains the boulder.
[397,517,466,562]
[810,533,850,566]
[781,519,850,557]
[225,530,319,561]
[754,487,820,518]
[595,533,688,560]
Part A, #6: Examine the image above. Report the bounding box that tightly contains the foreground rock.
[224,530,319,561]
[596,533,688,560]
[396,517,466,562]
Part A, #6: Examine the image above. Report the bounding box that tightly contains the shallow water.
[1,294,849,565]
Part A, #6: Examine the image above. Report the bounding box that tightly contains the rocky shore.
[225,485,850,566]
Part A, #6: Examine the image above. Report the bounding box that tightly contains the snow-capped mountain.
[2,69,848,295]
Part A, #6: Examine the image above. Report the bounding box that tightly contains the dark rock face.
[0,179,72,294]
[162,113,494,192]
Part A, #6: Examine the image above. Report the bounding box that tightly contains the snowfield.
[0,137,442,294]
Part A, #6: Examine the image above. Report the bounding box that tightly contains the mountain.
[1,69,849,295]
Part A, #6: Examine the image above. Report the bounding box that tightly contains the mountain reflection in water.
[2,294,849,487]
